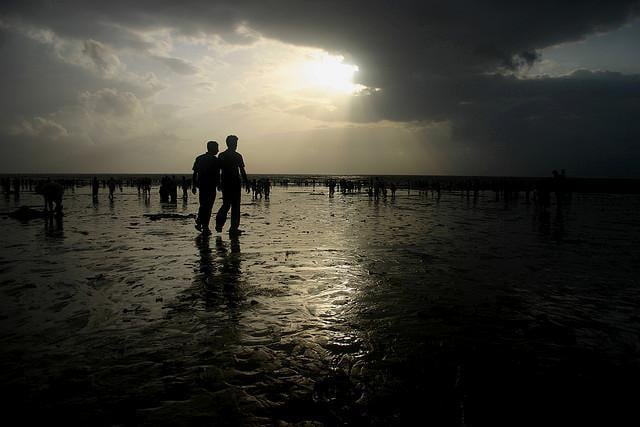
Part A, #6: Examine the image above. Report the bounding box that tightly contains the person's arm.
[240,166,248,185]
[239,154,248,185]
[192,171,198,194]
[192,158,198,194]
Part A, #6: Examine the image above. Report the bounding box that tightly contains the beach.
[1,181,640,425]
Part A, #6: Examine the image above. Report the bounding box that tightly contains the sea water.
[1,183,639,425]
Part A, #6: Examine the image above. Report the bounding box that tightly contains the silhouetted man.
[215,135,248,236]
[108,177,116,200]
[92,176,99,199]
[192,140,220,234]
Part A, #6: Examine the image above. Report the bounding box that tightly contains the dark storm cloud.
[3,1,638,77]
[441,71,640,176]
[0,28,161,128]
[2,0,640,175]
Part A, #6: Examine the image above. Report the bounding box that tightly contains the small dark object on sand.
[144,213,196,221]
[4,206,50,221]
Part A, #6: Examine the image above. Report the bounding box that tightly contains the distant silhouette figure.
[170,175,178,202]
[1,178,10,197]
[141,177,151,198]
[192,141,220,234]
[159,176,176,203]
[552,169,564,207]
[328,179,336,197]
[159,177,167,201]
[264,178,271,200]
[181,176,190,201]
[35,180,64,216]
[215,135,248,236]
[108,177,116,200]
[92,176,99,199]
[12,177,20,200]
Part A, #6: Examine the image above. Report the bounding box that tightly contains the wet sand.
[1,186,640,425]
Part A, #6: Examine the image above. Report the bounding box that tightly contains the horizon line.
[1,172,640,180]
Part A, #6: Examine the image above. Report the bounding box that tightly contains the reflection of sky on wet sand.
[1,186,640,425]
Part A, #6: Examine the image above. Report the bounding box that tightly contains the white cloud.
[81,39,124,78]
[79,88,143,116]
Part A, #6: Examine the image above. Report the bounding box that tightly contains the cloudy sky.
[1,1,639,176]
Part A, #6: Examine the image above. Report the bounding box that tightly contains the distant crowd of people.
[4,164,583,231]
[245,178,271,200]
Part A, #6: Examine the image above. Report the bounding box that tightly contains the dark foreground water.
[1,186,639,426]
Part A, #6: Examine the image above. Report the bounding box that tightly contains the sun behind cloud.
[298,53,364,94]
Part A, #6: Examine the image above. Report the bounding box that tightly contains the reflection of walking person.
[192,141,220,235]
[215,135,248,236]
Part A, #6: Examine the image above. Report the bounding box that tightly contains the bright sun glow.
[300,53,363,94]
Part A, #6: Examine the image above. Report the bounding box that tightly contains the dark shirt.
[192,153,220,190]
[218,150,245,188]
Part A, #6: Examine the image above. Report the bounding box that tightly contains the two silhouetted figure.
[35,180,64,216]
[159,176,179,203]
[192,135,248,236]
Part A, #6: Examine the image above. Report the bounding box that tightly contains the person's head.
[226,135,239,151]
[206,140,219,154]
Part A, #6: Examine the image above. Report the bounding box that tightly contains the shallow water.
[1,187,640,426]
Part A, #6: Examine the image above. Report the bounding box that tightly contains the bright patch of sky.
[528,19,640,76]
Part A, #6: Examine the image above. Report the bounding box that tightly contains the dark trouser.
[197,190,216,228]
[216,185,241,231]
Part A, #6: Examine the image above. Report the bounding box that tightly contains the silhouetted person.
[92,176,99,199]
[108,177,116,200]
[264,178,271,200]
[142,178,151,198]
[1,178,9,196]
[181,176,189,200]
[170,175,178,202]
[159,176,170,202]
[12,177,20,199]
[215,135,248,236]
[192,140,220,234]
[35,180,64,216]
[552,169,563,207]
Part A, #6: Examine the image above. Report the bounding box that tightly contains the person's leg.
[230,186,241,232]
[215,190,232,231]
[197,190,207,227]
[200,191,215,229]
[55,198,63,216]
